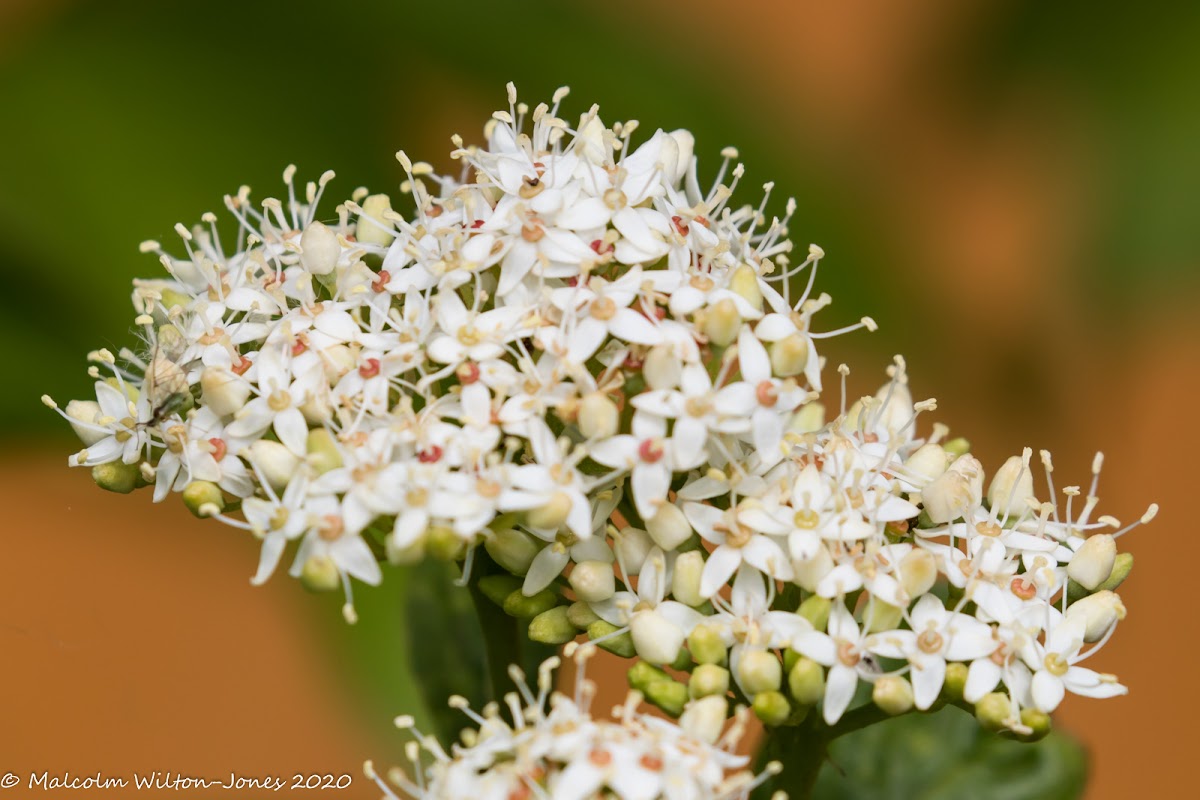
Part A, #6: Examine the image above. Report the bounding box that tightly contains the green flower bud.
[578,392,620,438]
[299,555,340,593]
[159,288,190,312]
[669,647,694,672]
[306,428,343,475]
[503,587,558,618]
[612,527,653,575]
[899,549,939,599]
[679,695,728,745]
[567,601,601,629]
[752,691,791,727]
[1019,708,1052,742]
[356,194,395,247]
[1097,552,1133,592]
[484,524,540,575]
[788,657,825,706]
[689,664,730,699]
[528,607,577,645]
[872,676,914,716]
[671,550,705,607]
[628,660,671,692]
[643,345,682,391]
[587,620,635,658]
[701,298,740,347]
[643,678,688,718]
[797,595,832,632]
[569,560,616,602]
[246,440,299,492]
[646,502,693,551]
[426,525,466,562]
[181,480,224,518]
[729,264,763,312]
[631,609,685,665]
[770,334,809,378]
[783,648,800,674]
[386,529,426,565]
[201,367,251,418]
[975,692,1011,732]
[942,662,968,703]
[687,624,728,666]
[478,575,523,606]
[793,546,833,592]
[92,461,140,494]
[524,492,572,531]
[942,437,971,458]
[1067,534,1116,591]
[863,600,903,634]
[789,401,825,434]
[738,650,782,695]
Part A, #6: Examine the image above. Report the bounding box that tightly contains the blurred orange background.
[3,1,1198,798]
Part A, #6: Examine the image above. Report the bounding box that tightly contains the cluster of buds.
[366,645,777,800]
[47,85,1152,739]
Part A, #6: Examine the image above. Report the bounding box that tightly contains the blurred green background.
[3,2,1198,799]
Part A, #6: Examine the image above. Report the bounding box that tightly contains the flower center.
[671,215,689,236]
[208,437,227,462]
[457,362,481,384]
[917,628,944,654]
[756,380,778,407]
[1044,653,1069,677]
[371,270,391,293]
[317,514,344,542]
[638,438,664,463]
[685,397,712,418]
[268,390,292,411]
[417,446,443,464]
[521,223,544,242]
[602,188,627,210]
[590,296,617,321]
[457,325,481,346]
[358,358,381,379]
[518,176,544,199]
[976,521,1002,538]
[837,641,861,667]
[1010,576,1037,600]
[793,509,819,529]
[588,749,612,767]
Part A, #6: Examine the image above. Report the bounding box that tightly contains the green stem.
[464,552,526,702]
[752,716,829,800]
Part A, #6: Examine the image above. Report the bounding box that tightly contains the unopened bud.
[942,437,971,458]
[613,527,653,575]
[797,595,832,631]
[863,600,903,634]
[525,492,572,531]
[569,560,615,602]
[787,657,825,706]
[872,381,914,440]
[666,130,694,184]
[528,606,576,645]
[485,526,540,575]
[679,695,728,744]
[975,692,1011,732]
[321,344,357,383]
[988,455,1036,517]
[387,528,426,565]
[942,662,968,702]
[646,502,693,550]
[587,620,635,658]
[702,298,740,347]
[738,650,783,695]
[426,525,465,562]
[789,401,825,434]
[899,549,938,599]
[92,460,140,494]
[1065,590,1126,642]
[672,550,705,607]
[1019,708,1052,741]
[299,555,340,593]
[643,677,688,718]
[356,194,395,247]
[247,440,299,492]
[182,480,224,517]
[567,601,600,629]
[503,587,558,618]
[201,367,251,417]
[752,691,791,726]
[1067,534,1117,591]
[769,334,809,378]
[905,443,948,485]
[477,575,521,606]
[643,345,682,391]
[631,609,686,665]
[921,455,983,524]
[578,392,619,438]
[65,400,106,446]
[688,624,728,666]
[689,664,731,698]
[299,220,341,276]
[792,544,833,592]
[729,264,763,312]
[306,428,343,475]
[1099,552,1133,591]
[872,676,914,716]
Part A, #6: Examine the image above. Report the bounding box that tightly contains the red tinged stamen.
[371,270,391,293]
[418,445,443,464]
[358,358,381,379]
[208,437,227,462]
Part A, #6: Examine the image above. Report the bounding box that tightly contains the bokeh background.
[3,1,1198,797]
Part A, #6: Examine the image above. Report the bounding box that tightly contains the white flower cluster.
[46,84,1153,735]
[365,647,775,800]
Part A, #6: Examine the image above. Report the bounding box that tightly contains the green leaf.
[811,706,1087,800]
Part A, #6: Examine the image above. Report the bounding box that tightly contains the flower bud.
[974,692,1011,732]
[905,443,948,485]
[485,526,540,575]
[872,382,913,440]
[1065,590,1126,642]
[1067,534,1117,591]
[667,130,694,185]
[701,298,740,347]
[1100,552,1133,591]
[528,606,577,645]
[182,480,224,517]
[898,549,938,599]
[688,624,728,666]
[921,455,983,524]
[356,194,395,247]
[503,587,557,619]
[788,657,825,706]
[689,664,731,698]
[1019,708,1052,742]
[613,526,653,575]
[646,502,693,550]
[988,455,1036,517]
[862,600,903,634]
[643,345,682,391]
[942,437,971,458]
[770,334,810,377]
[321,344,357,383]
[671,550,706,607]
[306,428,343,475]
[247,440,299,492]
[752,691,791,727]
[299,220,341,276]
[643,677,688,718]
[797,595,832,632]
[631,609,686,665]
[942,662,968,702]
[793,546,833,593]
[587,620,636,658]
[477,575,522,606]
[578,392,619,438]
[567,601,600,629]
[299,555,340,593]
[738,650,783,695]
[65,400,106,445]
[679,695,728,744]
[92,461,140,494]
[569,560,616,602]
[201,367,251,417]
[426,525,465,562]
[729,265,763,312]
[872,676,914,716]
[299,394,333,425]
[524,492,572,531]
[789,401,825,434]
